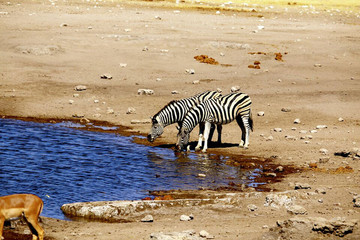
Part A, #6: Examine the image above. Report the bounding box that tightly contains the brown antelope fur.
[0,194,44,240]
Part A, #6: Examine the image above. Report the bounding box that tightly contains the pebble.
[100,74,112,79]
[274,128,282,132]
[266,136,273,141]
[265,173,277,177]
[257,111,265,116]
[281,107,291,112]
[294,182,311,190]
[199,230,212,238]
[285,135,297,140]
[316,125,327,129]
[230,86,240,92]
[287,205,307,215]
[74,85,87,91]
[319,157,330,163]
[171,90,179,94]
[141,215,154,222]
[106,108,114,114]
[338,117,344,122]
[180,215,193,221]
[247,204,258,211]
[275,166,284,172]
[294,119,301,124]
[119,63,127,68]
[319,148,329,155]
[126,107,136,114]
[138,89,154,95]
[73,94,79,98]
[192,80,200,84]
[68,100,74,104]
[314,63,322,67]
[72,113,85,118]
[198,173,206,178]
[186,69,195,74]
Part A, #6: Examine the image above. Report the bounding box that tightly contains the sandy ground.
[1,0,360,239]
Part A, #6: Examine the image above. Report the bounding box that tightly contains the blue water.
[0,119,262,220]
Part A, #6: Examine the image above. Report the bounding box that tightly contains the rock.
[171,90,179,94]
[192,80,200,84]
[16,45,60,55]
[315,188,327,194]
[100,74,112,79]
[142,46,149,51]
[281,107,291,112]
[74,85,87,91]
[126,107,136,114]
[334,151,351,157]
[119,63,127,68]
[294,119,301,124]
[316,125,327,129]
[72,113,85,118]
[274,128,282,132]
[353,195,360,208]
[265,136,273,141]
[338,117,344,122]
[150,230,201,240]
[257,111,265,116]
[208,41,250,50]
[313,217,358,237]
[93,113,101,118]
[199,230,213,238]
[160,49,169,53]
[230,86,240,92]
[275,166,284,172]
[264,192,296,208]
[141,215,154,222]
[180,215,193,221]
[287,205,307,215]
[319,148,329,155]
[294,183,311,190]
[138,89,154,95]
[197,174,206,178]
[69,100,74,104]
[186,69,195,74]
[285,135,297,140]
[314,63,322,67]
[247,204,258,211]
[265,173,277,177]
[60,23,68,27]
[106,108,114,114]
[73,94,79,98]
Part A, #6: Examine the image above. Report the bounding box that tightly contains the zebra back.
[152,90,221,126]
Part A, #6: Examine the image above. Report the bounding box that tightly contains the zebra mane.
[152,100,179,122]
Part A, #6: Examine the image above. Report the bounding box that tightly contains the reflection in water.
[0,119,263,220]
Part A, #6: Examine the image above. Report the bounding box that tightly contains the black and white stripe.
[176,92,253,152]
[147,90,222,142]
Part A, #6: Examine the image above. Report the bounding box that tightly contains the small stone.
[60,23,68,27]
[230,86,240,92]
[138,89,154,95]
[73,94,79,98]
[281,107,291,112]
[287,205,307,215]
[198,173,206,178]
[319,157,330,163]
[315,188,327,194]
[93,113,101,118]
[318,199,323,203]
[141,215,153,222]
[294,118,301,124]
[119,63,127,68]
[216,88,222,93]
[142,46,149,51]
[131,119,151,124]
[72,113,85,118]
[192,80,200,84]
[154,15,162,20]
[285,135,297,140]
[265,173,277,177]
[126,107,136,114]
[160,49,169,53]
[294,183,311,190]
[275,166,284,172]
[338,117,344,122]
[316,125,327,129]
[171,90,179,94]
[69,100,74,104]
[88,26,93,29]
[74,85,87,91]
[353,195,360,207]
[107,108,114,114]
[100,74,112,79]
[180,215,192,221]
[257,111,265,116]
[124,28,131,32]
[299,130,307,134]
[186,69,195,74]
[156,78,161,81]
[319,148,329,155]
[247,204,258,211]
[266,136,273,141]
[274,128,282,132]
[257,25,265,30]
[199,230,210,238]
[314,63,322,67]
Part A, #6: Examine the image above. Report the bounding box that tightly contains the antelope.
[0,194,44,240]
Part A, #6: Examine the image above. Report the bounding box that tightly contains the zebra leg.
[208,124,216,143]
[202,122,212,153]
[195,122,205,151]
[217,125,222,144]
[242,115,251,148]
[236,115,246,148]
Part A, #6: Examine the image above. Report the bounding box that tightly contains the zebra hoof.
[201,149,207,153]
[195,146,201,151]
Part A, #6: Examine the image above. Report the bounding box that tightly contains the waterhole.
[0,118,267,220]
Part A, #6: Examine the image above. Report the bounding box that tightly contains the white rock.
[257,111,265,116]
[73,94,79,98]
[119,63,127,68]
[160,49,169,53]
[316,125,327,129]
[294,119,301,124]
[266,136,273,141]
[257,25,265,30]
[287,205,307,215]
[314,63,322,67]
[180,215,192,221]
[171,90,179,94]
[156,78,161,81]
[138,89,154,95]
[274,128,282,132]
[338,117,344,122]
[107,108,114,114]
[69,100,74,104]
[141,215,153,222]
[247,204,258,211]
[186,69,195,74]
[198,173,206,178]
[299,130,307,134]
[192,80,200,84]
[319,148,329,155]
[230,86,240,92]
[74,85,87,91]
[100,74,112,79]
[199,230,211,238]
[126,107,136,114]
[94,100,99,103]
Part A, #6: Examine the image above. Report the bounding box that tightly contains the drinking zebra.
[176,92,253,152]
[147,90,222,144]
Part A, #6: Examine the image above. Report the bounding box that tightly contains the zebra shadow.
[154,141,238,150]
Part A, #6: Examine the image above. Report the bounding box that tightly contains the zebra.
[176,92,253,152]
[147,90,222,145]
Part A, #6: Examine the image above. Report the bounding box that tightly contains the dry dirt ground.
[1,0,360,239]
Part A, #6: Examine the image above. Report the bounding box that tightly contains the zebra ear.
[176,126,180,131]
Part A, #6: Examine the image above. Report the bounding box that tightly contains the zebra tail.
[249,110,254,132]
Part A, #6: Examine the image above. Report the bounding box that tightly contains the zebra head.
[147,117,164,142]
[175,126,190,151]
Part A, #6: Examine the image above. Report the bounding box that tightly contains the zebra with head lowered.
[147,90,222,144]
[176,92,253,152]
